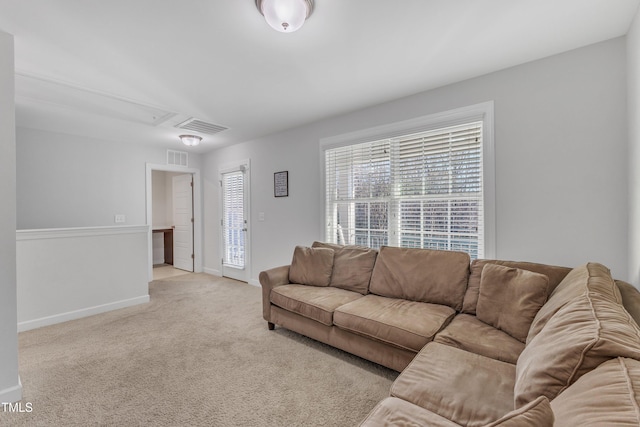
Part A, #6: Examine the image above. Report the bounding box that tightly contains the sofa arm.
[259,265,290,322]
[616,280,640,327]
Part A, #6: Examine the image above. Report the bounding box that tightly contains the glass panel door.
[222,169,247,281]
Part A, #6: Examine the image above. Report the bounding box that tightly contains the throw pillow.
[312,241,377,294]
[476,264,549,343]
[289,246,334,287]
[484,396,554,427]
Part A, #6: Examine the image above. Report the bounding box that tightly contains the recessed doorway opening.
[146,163,203,282]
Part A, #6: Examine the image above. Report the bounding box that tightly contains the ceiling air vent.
[175,118,228,136]
[167,149,188,167]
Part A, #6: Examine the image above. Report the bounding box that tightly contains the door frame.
[145,163,202,281]
[219,159,251,282]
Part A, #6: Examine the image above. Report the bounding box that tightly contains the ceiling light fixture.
[179,134,202,147]
[256,0,314,33]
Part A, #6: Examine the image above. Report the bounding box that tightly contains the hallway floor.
[153,264,192,281]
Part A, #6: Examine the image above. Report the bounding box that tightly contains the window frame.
[319,101,495,258]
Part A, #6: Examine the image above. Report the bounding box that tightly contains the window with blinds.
[325,121,484,259]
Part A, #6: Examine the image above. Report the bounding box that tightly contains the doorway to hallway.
[146,163,202,282]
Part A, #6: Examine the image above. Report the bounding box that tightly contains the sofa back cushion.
[311,241,377,294]
[476,264,549,343]
[615,280,640,328]
[526,263,622,344]
[514,290,640,408]
[369,246,470,310]
[462,260,571,315]
[289,246,334,287]
[550,357,640,426]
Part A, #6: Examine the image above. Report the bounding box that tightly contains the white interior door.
[173,174,194,272]
[221,165,248,281]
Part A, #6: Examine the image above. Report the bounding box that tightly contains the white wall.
[16,127,202,229]
[151,170,182,227]
[152,169,170,227]
[16,226,150,331]
[0,30,21,403]
[203,37,630,284]
[629,6,640,285]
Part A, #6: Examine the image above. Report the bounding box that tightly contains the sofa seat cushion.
[333,295,455,352]
[485,396,554,427]
[551,357,640,426]
[369,246,470,310]
[391,342,516,427]
[270,284,363,326]
[312,241,377,294]
[359,397,461,427]
[527,262,622,343]
[289,246,335,287]
[434,314,525,364]
[514,291,640,408]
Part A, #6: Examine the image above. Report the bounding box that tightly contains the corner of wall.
[0,29,22,403]
[628,6,640,286]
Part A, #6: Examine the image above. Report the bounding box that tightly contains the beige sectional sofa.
[259,242,640,426]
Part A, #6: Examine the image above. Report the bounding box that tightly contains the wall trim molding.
[0,377,22,404]
[0,375,22,403]
[17,295,149,332]
[17,225,149,241]
[17,226,149,332]
[203,267,259,287]
[203,267,221,276]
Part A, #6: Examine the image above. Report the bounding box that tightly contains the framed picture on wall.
[274,171,288,197]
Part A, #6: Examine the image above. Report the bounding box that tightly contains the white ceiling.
[0,0,638,153]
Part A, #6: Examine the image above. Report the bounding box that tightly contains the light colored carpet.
[2,274,397,426]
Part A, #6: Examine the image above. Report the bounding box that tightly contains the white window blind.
[325,140,391,248]
[222,170,245,268]
[325,121,484,259]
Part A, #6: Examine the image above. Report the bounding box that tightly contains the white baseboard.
[203,267,258,287]
[0,377,22,403]
[18,295,150,332]
[203,267,221,276]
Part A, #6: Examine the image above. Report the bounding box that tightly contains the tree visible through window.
[325,121,484,259]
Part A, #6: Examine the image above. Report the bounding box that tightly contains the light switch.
[259,212,265,221]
